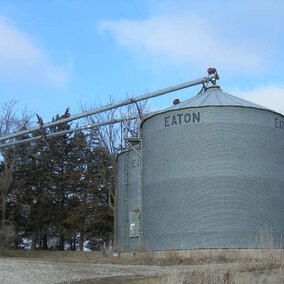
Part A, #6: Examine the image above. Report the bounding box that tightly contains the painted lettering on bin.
[131,159,141,169]
[275,117,284,129]
[165,112,200,127]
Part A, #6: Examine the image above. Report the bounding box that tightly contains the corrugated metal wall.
[117,149,141,250]
[142,106,284,250]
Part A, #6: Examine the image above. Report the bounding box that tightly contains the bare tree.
[0,101,32,230]
[83,97,149,210]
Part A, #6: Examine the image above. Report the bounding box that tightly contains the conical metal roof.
[166,86,270,111]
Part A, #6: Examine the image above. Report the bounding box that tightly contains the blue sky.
[0,0,283,123]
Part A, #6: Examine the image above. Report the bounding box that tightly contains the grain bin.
[117,147,142,250]
[141,86,284,250]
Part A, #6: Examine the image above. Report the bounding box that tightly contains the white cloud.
[98,13,264,73]
[234,85,284,115]
[0,17,68,86]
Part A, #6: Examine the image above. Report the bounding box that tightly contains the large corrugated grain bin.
[141,86,284,250]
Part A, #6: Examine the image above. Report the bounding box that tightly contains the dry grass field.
[0,249,283,283]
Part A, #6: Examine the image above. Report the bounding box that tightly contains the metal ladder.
[123,151,130,248]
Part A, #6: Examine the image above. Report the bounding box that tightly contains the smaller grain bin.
[117,145,142,250]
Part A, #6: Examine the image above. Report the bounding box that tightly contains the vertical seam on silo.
[199,91,212,106]
[215,92,223,105]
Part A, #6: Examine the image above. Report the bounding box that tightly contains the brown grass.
[1,248,283,265]
[2,249,284,283]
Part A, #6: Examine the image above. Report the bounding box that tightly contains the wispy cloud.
[98,13,264,73]
[234,85,284,115]
[98,0,284,75]
[0,17,68,86]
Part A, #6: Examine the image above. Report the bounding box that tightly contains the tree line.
[0,100,146,251]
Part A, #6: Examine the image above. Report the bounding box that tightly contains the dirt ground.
[0,250,283,283]
[0,258,239,284]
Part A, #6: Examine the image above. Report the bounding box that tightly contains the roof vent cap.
[173,99,180,105]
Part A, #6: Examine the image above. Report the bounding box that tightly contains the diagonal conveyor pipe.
[0,72,218,142]
[0,115,139,149]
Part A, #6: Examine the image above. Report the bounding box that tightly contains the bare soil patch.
[0,249,283,283]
